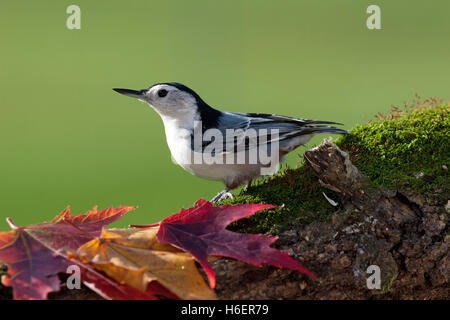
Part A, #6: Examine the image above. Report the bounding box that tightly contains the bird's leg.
[243,179,252,192]
[210,187,234,203]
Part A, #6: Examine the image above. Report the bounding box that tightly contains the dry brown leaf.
[68,228,216,300]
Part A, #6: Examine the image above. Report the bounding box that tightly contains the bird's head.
[113,83,204,119]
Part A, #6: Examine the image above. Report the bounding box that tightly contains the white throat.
[150,103,200,167]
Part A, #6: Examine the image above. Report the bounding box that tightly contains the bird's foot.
[242,180,252,192]
[210,189,234,203]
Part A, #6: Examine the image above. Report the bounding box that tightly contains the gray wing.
[208,111,347,152]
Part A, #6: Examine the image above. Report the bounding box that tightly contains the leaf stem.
[6,217,18,230]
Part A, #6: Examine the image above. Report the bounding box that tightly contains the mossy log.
[213,104,449,299]
[212,140,448,299]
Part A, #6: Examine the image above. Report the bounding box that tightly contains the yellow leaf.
[68,228,216,300]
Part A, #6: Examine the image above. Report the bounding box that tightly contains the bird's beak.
[113,88,146,99]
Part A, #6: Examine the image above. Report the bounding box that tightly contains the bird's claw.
[210,190,234,203]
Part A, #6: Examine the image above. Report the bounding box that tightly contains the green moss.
[222,164,339,234]
[336,105,449,195]
[221,104,449,234]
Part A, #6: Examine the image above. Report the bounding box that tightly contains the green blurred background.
[0,1,448,229]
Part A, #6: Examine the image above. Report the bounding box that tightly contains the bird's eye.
[158,89,168,98]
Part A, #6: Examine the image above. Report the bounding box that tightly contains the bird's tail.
[302,125,349,135]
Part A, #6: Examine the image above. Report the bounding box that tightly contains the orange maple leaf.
[68,227,216,300]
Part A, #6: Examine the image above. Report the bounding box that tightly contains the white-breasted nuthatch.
[113,83,347,202]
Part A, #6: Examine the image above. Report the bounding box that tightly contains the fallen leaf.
[78,262,178,300]
[155,199,316,288]
[0,206,134,299]
[68,228,216,300]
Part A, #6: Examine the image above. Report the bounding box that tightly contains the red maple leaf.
[0,206,134,299]
[78,262,179,300]
[154,199,317,288]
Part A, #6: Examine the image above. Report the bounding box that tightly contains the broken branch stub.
[304,140,419,225]
[304,141,368,200]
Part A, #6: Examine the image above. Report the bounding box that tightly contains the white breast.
[161,117,195,169]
